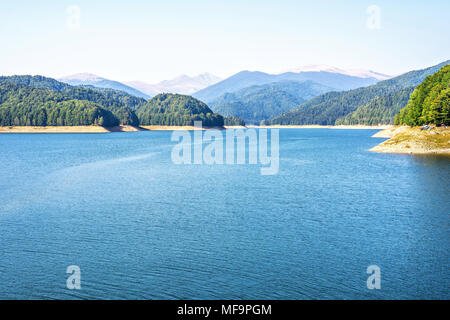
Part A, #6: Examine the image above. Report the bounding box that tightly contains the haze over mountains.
[59,73,150,99]
[188,66,392,124]
[53,65,398,125]
[58,65,391,103]
[59,73,222,98]
[126,73,222,96]
[278,64,391,81]
[192,68,389,103]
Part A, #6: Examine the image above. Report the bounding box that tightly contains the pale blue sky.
[0,0,449,82]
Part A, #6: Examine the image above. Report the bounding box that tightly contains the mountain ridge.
[59,73,150,99]
[192,69,383,103]
[278,64,391,80]
[209,80,334,124]
[266,60,450,125]
[126,73,222,96]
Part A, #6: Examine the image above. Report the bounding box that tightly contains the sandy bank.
[332,125,393,130]
[250,125,393,130]
[0,125,233,133]
[370,126,450,154]
[371,126,408,138]
[140,125,225,131]
[224,125,248,129]
[0,125,145,133]
[1,124,393,133]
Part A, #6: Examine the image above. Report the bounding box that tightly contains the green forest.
[0,76,228,127]
[224,115,246,126]
[0,82,118,126]
[136,93,224,126]
[395,65,450,126]
[0,76,143,126]
[209,81,331,124]
[335,87,414,125]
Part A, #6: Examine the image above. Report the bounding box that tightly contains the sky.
[0,0,449,83]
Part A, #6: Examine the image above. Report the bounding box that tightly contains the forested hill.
[335,87,415,125]
[0,82,118,127]
[0,75,147,107]
[136,93,224,126]
[59,73,150,99]
[0,75,145,126]
[193,70,379,103]
[395,65,450,126]
[0,75,72,91]
[209,81,332,125]
[266,60,450,125]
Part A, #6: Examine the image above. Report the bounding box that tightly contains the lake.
[0,129,448,299]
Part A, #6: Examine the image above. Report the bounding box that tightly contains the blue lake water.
[0,129,449,299]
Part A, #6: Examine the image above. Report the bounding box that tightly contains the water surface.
[0,129,448,299]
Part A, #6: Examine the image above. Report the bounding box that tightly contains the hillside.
[59,73,150,99]
[0,76,144,127]
[0,75,72,91]
[395,65,450,126]
[0,76,232,128]
[193,70,380,103]
[335,87,415,125]
[135,93,224,126]
[267,60,450,125]
[209,81,332,124]
[0,82,118,127]
[224,116,246,126]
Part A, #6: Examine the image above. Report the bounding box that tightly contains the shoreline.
[0,125,146,133]
[370,126,450,154]
[0,124,392,133]
[250,124,393,130]
[141,125,228,131]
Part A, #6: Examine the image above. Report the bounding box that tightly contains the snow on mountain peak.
[280,65,391,80]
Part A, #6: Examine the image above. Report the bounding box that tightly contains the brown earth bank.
[0,124,394,133]
[140,125,226,131]
[0,125,230,133]
[370,126,450,154]
[251,125,393,129]
[0,125,148,133]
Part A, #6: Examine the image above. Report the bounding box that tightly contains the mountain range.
[59,73,222,98]
[266,60,450,125]
[58,66,391,105]
[59,73,150,99]
[278,64,391,80]
[209,80,333,124]
[126,73,222,96]
[1,61,449,128]
[192,69,387,103]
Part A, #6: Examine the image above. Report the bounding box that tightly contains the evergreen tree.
[396,65,450,126]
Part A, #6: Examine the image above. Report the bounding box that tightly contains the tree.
[396,65,450,126]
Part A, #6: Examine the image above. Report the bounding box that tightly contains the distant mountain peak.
[279,64,391,80]
[126,73,222,96]
[59,73,104,82]
[58,73,149,99]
